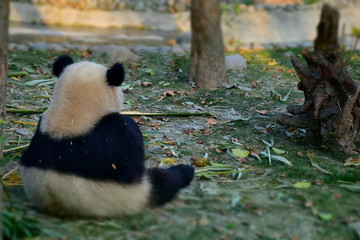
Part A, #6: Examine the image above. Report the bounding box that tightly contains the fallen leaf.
[146,123,161,127]
[167,39,177,45]
[141,81,153,87]
[160,158,178,165]
[318,213,333,221]
[310,158,332,175]
[251,81,258,88]
[293,182,311,189]
[145,69,155,76]
[267,60,277,66]
[206,118,218,125]
[162,90,176,97]
[232,148,250,158]
[256,110,268,115]
[194,157,209,167]
[272,147,286,154]
[339,183,360,192]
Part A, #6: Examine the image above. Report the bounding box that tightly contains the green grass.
[2,48,360,239]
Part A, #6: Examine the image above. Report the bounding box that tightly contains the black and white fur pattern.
[20,55,194,217]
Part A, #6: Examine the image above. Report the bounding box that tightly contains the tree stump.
[277,4,360,154]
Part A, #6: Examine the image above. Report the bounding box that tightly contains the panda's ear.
[106,63,125,87]
[53,55,74,77]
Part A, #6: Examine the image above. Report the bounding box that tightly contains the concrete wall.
[9,1,360,48]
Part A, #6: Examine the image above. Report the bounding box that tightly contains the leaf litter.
[2,50,360,239]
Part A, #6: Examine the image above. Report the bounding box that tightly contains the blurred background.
[8,0,360,53]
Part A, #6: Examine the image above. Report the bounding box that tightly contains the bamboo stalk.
[8,71,29,77]
[6,109,212,117]
[3,144,30,153]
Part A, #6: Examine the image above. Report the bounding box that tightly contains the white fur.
[20,166,151,217]
[40,61,124,139]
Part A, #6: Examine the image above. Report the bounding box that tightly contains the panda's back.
[20,113,145,184]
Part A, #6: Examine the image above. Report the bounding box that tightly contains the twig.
[3,144,30,153]
[6,109,212,117]
[1,167,19,181]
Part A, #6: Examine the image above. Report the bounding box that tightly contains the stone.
[29,42,54,51]
[131,44,158,54]
[8,43,17,51]
[170,44,185,55]
[91,45,141,63]
[181,43,191,52]
[158,46,171,53]
[225,54,247,70]
[16,44,30,51]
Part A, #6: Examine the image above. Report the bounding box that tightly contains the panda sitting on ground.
[20,55,194,217]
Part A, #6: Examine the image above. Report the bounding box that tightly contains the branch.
[6,109,212,117]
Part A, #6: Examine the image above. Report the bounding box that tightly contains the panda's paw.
[168,164,194,188]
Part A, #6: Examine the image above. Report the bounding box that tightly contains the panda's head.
[40,55,126,139]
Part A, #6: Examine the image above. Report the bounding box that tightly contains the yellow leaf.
[293,182,311,189]
[194,158,209,167]
[2,170,23,187]
[160,158,178,165]
[267,60,277,66]
[231,149,250,158]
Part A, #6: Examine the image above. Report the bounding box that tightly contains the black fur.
[106,63,125,87]
[148,165,194,206]
[53,55,74,77]
[20,113,145,183]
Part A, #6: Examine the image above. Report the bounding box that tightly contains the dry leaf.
[141,82,153,87]
[160,158,178,165]
[162,91,176,97]
[146,123,161,127]
[256,110,268,115]
[251,81,258,88]
[267,60,277,66]
[206,117,218,125]
[167,39,177,45]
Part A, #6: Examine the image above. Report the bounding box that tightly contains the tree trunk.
[277,4,360,154]
[0,0,9,159]
[190,0,228,89]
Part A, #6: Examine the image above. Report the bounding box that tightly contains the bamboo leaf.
[293,182,311,189]
[272,147,286,154]
[231,148,250,158]
[310,158,332,175]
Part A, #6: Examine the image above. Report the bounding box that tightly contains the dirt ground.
[2,48,360,240]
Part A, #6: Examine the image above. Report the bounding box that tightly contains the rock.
[297,41,313,48]
[131,44,158,54]
[91,45,140,63]
[52,44,68,52]
[284,42,299,48]
[29,42,54,51]
[170,44,185,55]
[181,43,191,53]
[158,46,171,53]
[8,43,17,51]
[16,44,30,51]
[225,54,247,70]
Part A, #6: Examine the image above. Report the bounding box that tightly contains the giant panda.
[20,55,194,217]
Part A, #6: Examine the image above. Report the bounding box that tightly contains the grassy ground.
[1,48,360,240]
